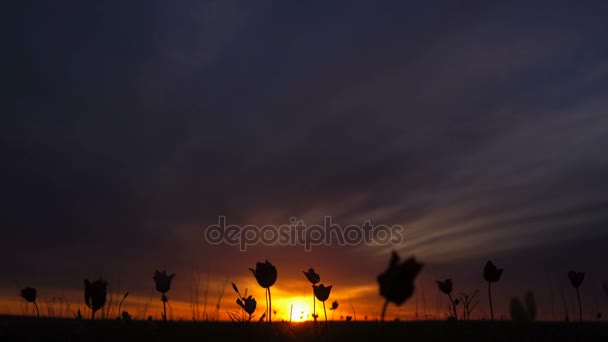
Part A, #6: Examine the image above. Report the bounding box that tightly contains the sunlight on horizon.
[287,299,311,322]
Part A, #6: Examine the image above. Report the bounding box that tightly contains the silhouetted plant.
[117,292,129,320]
[230,282,257,322]
[350,303,357,321]
[121,311,131,321]
[458,289,480,320]
[510,292,536,323]
[329,300,338,321]
[330,300,338,310]
[483,260,503,321]
[436,279,457,320]
[84,278,107,320]
[153,270,175,322]
[313,284,332,323]
[250,260,277,323]
[568,270,584,321]
[20,287,39,318]
[602,281,608,297]
[237,296,256,318]
[257,312,266,323]
[303,268,320,322]
[377,251,423,321]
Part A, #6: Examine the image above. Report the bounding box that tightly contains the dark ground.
[1,316,607,342]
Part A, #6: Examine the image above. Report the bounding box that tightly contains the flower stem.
[268,287,272,324]
[163,296,167,322]
[265,288,269,322]
[488,282,494,321]
[312,286,316,323]
[118,295,127,319]
[448,294,458,320]
[33,302,40,318]
[576,288,582,321]
[381,299,389,322]
[323,301,327,324]
[92,309,96,320]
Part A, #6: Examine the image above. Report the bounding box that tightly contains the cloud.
[2,1,608,310]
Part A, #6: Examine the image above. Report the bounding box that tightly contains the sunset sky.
[2,1,608,322]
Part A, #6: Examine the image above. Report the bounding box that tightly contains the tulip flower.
[329,300,339,321]
[377,251,423,321]
[330,300,339,310]
[250,260,277,323]
[84,279,108,320]
[303,268,320,284]
[483,260,503,321]
[232,282,256,322]
[20,287,39,318]
[568,270,585,321]
[237,295,257,321]
[313,284,333,323]
[153,270,175,322]
[436,279,457,320]
[303,268,320,322]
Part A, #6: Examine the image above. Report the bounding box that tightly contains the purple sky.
[2,0,608,320]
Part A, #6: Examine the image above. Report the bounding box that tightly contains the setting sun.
[287,300,311,322]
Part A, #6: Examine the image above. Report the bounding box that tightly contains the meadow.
[2,316,608,342]
[9,254,608,341]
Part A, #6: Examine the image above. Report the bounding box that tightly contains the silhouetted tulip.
[237,295,257,317]
[84,279,107,320]
[303,267,321,322]
[483,260,503,321]
[20,287,36,302]
[436,279,452,295]
[153,270,175,322]
[568,270,585,321]
[603,281,608,297]
[377,251,423,321]
[330,300,339,310]
[153,270,175,294]
[250,260,277,323]
[313,284,332,323]
[20,287,39,318]
[303,268,320,284]
[250,260,277,288]
[436,279,457,319]
[483,261,503,283]
[313,284,332,302]
[568,271,584,289]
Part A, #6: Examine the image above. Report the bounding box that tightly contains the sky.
[2,0,608,321]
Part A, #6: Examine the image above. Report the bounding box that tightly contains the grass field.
[1,316,607,341]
